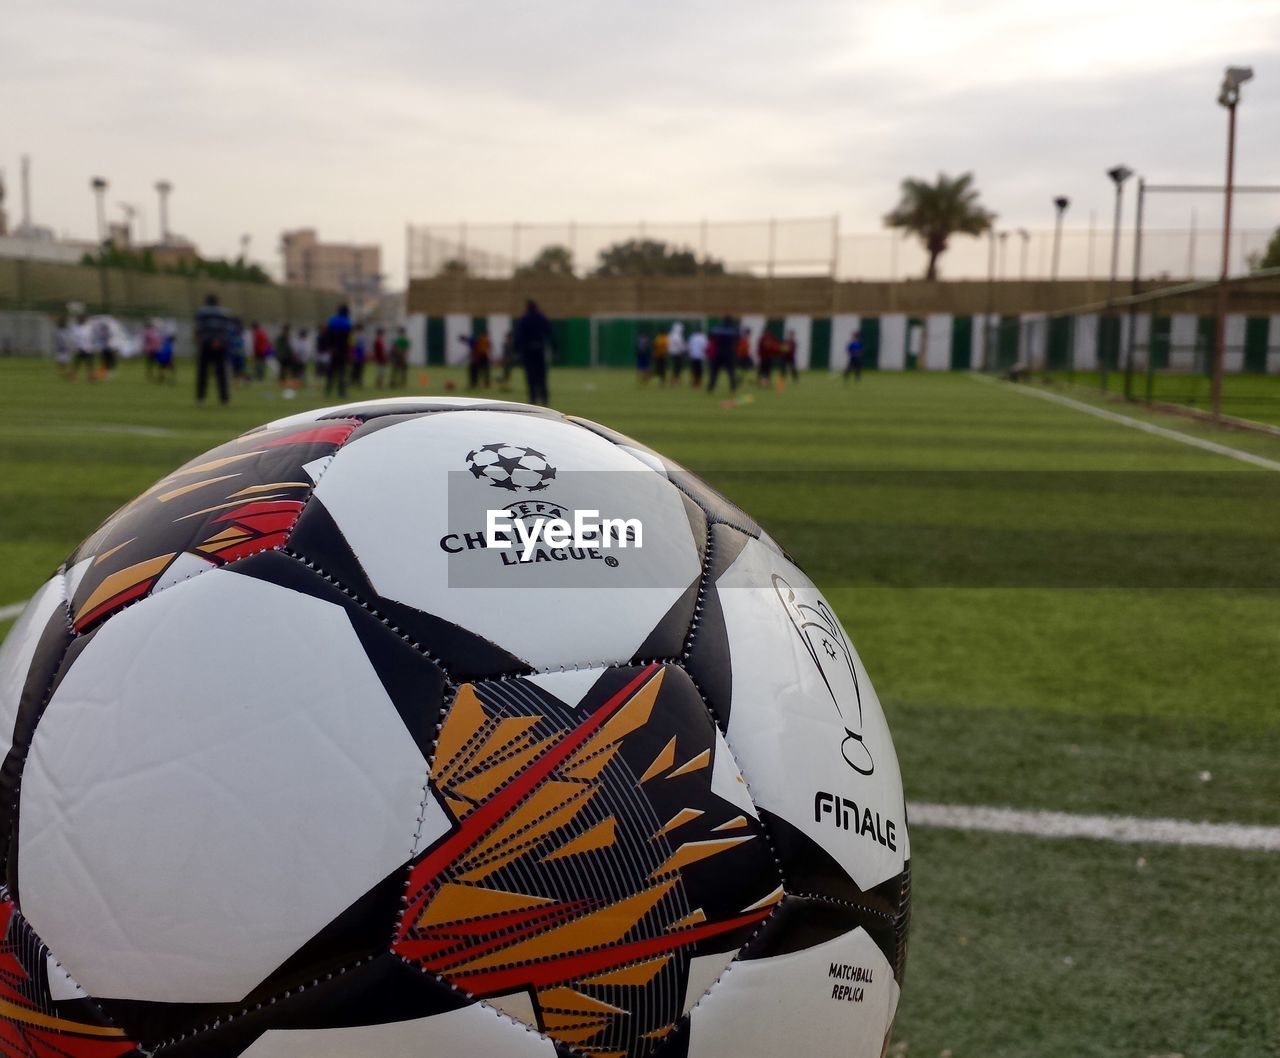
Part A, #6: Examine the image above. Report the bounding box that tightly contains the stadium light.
[1017,228,1030,280]
[1051,197,1069,281]
[1217,65,1253,107]
[1211,65,1253,419]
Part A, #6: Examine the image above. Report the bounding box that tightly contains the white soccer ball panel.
[310,411,701,670]
[264,395,501,432]
[716,538,909,891]
[685,926,899,1058]
[18,570,429,1004]
[238,1004,557,1058]
[0,574,66,763]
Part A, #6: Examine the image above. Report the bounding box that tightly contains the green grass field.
[1,360,1277,1057]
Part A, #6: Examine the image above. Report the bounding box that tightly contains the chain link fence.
[407,217,840,280]
[408,218,1273,283]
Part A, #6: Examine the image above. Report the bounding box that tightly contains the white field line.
[0,602,26,621]
[909,802,1280,852]
[972,374,1280,472]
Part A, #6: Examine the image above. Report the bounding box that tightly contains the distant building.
[281,228,382,308]
[0,231,94,265]
[106,222,200,268]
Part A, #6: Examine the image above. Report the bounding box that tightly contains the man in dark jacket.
[513,299,555,405]
[707,314,741,394]
[325,304,353,398]
[194,294,233,404]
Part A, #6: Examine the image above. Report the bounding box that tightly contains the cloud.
[2,0,1277,285]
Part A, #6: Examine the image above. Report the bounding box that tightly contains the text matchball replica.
[0,397,909,1058]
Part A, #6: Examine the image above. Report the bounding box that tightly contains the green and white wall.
[413,313,1280,373]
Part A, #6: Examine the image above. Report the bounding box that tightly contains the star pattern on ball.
[465,443,558,492]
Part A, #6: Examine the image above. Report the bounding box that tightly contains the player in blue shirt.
[844,330,864,383]
[324,305,353,398]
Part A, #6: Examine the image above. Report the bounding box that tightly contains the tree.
[1247,226,1280,272]
[79,247,273,284]
[884,172,995,281]
[515,244,576,279]
[592,238,726,278]
[437,258,471,277]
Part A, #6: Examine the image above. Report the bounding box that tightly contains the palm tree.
[884,172,994,281]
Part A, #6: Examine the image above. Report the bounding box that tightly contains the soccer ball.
[0,397,909,1058]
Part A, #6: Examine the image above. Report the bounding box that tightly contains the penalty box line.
[908,801,1280,852]
[971,374,1280,472]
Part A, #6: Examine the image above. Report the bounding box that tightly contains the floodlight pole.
[985,228,997,370]
[1123,178,1145,400]
[90,176,109,311]
[90,177,108,246]
[1104,165,1132,393]
[1211,67,1251,420]
[1051,197,1069,281]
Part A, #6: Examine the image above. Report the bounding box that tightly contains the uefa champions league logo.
[451,443,643,565]
[772,574,874,775]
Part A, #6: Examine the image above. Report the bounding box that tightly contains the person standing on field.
[275,324,296,386]
[707,315,740,393]
[93,317,115,377]
[141,320,162,381]
[156,329,176,383]
[634,327,652,384]
[251,322,272,381]
[325,304,353,398]
[668,321,687,384]
[390,326,410,388]
[195,294,233,405]
[293,327,314,383]
[372,327,389,388]
[653,327,669,385]
[350,323,367,387]
[687,324,708,387]
[462,331,492,390]
[780,329,799,382]
[70,313,95,380]
[756,329,776,386]
[514,299,554,406]
[845,329,864,383]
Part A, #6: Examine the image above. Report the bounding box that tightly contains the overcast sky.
[4,0,1279,286]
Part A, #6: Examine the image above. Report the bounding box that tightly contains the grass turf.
[1047,369,1280,428]
[0,359,1277,1056]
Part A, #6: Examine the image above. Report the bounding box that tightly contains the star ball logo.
[465,443,557,492]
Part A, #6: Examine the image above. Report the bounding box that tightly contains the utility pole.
[1211,65,1253,420]
[155,180,173,244]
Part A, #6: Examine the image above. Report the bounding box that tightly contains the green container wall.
[1047,316,1072,369]
[426,317,445,365]
[552,318,592,366]
[860,317,881,369]
[1244,317,1269,373]
[951,316,973,370]
[810,318,831,371]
